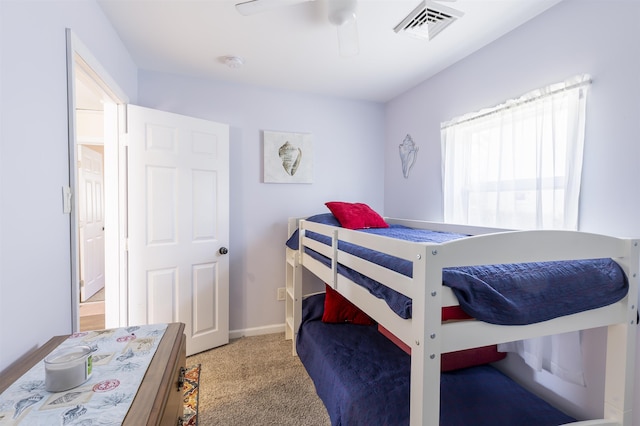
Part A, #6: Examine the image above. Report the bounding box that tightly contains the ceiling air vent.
[394,0,464,41]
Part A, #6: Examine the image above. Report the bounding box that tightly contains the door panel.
[127,105,229,355]
[147,166,177,244]
[193,263,217,334]
[148,268,177,324]
[192,170,216,240]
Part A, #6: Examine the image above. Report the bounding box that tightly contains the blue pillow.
[286,213,341,250]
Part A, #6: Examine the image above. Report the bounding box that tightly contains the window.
[441,75,590,230]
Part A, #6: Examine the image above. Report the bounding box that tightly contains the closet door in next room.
[78,145,105,302]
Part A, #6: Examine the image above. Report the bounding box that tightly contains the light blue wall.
[137,70,386,332]
[0,0,383,370]
[384,0,640,421]
[0,0,137,372]
[385,0,640,236]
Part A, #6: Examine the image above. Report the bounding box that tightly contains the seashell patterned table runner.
[0,323,167,425]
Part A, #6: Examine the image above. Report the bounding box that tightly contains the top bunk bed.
[284,202,638,425]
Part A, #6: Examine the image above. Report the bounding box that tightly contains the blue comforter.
[297,293,577,426]
[286,214,628,325]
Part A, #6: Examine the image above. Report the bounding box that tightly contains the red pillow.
[442,306,473,321]
[325,202,389,230]
[440,346,506,372]
[377,324,506,371]
[378,324,412,354]
[322,284,375,325]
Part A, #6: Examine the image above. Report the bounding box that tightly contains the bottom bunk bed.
[297,292,576,426]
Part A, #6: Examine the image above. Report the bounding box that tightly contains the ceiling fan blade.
[235,0,311,16]
[336,18,358,57]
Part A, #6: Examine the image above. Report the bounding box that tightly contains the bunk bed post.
[285,218,303,356]
[410,243,443,425]
[603,239,639,424]
[331,229,339,289]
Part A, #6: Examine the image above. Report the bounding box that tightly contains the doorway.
[74,63,111,330]
[67,29,129,332]
[66,31,230,353]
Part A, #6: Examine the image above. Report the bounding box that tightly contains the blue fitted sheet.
[297,293,577,426]
[286,214,628,325]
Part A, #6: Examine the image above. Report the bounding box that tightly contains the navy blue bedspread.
[286,214,628,325]
[297,293,577,426]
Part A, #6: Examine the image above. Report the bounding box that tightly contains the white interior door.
[78,145,106,302]
[127,105,230,355]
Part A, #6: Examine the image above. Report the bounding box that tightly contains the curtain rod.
[441,78,591,130]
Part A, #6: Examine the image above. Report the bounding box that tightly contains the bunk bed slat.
[438,230,629,267]
[441,302,628,353]
[338,250,414,299]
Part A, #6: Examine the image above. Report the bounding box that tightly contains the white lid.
[44,345,92,366]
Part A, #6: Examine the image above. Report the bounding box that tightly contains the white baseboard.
[229,323,285,340]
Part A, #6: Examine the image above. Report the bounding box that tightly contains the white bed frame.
[284,217,638,426]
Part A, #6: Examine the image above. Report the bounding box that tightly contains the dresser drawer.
[158,333,187,425]
[123,323,186,425]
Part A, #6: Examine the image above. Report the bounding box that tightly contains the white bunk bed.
[285,216,638,425]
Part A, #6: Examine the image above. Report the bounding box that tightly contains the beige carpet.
[187,333,331,426]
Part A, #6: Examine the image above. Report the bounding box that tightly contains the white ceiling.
[96,0,562,103]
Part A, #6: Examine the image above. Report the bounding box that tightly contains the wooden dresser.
[0,322,186,426]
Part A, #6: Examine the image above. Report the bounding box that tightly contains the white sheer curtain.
[440,75,591,385]
[441,74,590,230]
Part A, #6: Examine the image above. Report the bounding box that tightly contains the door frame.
[66,29,129,331]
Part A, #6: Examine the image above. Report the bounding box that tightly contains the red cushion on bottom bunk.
[322,283,471,324]
[440,345,506,372]
[442,306,473,321]
[378,324,412,354]
[378,324,506,371]
[323,285,375,325]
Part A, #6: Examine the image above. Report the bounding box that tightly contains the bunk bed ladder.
[285,218,304,356]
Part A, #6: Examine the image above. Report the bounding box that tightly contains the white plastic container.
[44,345,93,392]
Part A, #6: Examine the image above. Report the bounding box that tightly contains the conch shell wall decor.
[399,134,418,178]
[263,130,313,183]
[279,141,302,176]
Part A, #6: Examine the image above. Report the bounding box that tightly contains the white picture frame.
[263,130,313,183]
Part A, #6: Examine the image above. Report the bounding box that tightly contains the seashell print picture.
[263,130,313,183]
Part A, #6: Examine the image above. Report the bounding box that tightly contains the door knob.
[219,247,229,255]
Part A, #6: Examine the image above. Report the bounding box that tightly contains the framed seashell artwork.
[263,130,313,183]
